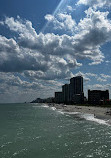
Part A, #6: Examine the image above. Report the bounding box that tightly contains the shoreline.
[48,103,111,121]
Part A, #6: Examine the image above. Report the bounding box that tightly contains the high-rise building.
[70,76,84,104]
[70,76,83,94]
[62,84,70,104]
[55,92,63,104]
[88,90,109,105]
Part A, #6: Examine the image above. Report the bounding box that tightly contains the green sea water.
[0,103,111,158]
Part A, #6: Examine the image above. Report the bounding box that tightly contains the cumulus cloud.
[67,6,73,12]
[45,13,76,33]
[0,72,64,102]
[85,73,97,77]
[1,10,109,69]
[77,0,111,9]
[0,72,44,90]
[88,83,111,90]
[0,8,111,101]
[97,77,107,82]
[100,74,111,79]
[0,9,111,76]
[44,8,111,66]
[0,35,49,72]
[73,71,90,81]
[73,71,111,83]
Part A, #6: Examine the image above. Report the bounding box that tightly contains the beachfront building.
[70,76,84,104]
[62,84,70,104]
[55,92,63,104]
[88,90,109,105]
[54,76,84,104]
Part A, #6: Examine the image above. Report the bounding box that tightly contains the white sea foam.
[58,109,65,115]
[59,111,109,125]
[41,104,49,108]
[64,112,80,115]
[81,113,109,125]
[33,104,49,108]
[50,107,56,110]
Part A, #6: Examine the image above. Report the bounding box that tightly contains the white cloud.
[0,10,111,101]
[0,35,50,72]
[85,73,97,77]
[2,13,108,63]
[4,16,37,39]
[45,14,54,21]
[73,71,90,81]
[0,10,111,76]
[67,6,73,12]
[97,77,107,82]
[105,60,111,64]
[73,71,111,83]
[45,13,76,33]
[100,74,111,79]
[77,0,111,9]
[88,83,111,90]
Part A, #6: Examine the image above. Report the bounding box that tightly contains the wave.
[79,113,109,125]
[58,109,65,115]
[50,107,56,110]
[32,104,49,108]
[41,104,49,108]
[58,111,109,125]
[32,104,110,125]
[63,111,81,115]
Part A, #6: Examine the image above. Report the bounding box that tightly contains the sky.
[0,0,111,103]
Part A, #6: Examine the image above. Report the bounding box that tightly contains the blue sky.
[0,0,111,103]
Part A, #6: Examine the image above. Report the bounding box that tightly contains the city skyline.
[55,76,84,104]
[54,75,110,105]
[32,75,110,105]
[0,0,111,103]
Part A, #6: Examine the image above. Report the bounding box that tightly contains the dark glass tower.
[62,84,70,104]
[70,76,84,103]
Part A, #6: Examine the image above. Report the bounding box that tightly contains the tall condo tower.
[62,84,70,104]
[70,76,84,103]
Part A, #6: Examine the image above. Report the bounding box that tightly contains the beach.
[50,104,111,121]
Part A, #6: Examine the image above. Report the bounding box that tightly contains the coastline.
[48,103,111,123]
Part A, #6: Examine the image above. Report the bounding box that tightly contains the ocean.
[0,103,111,158]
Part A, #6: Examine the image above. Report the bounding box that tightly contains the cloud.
[0,3,111,103]
[77,0,111,9]
[23,55,75,81]
[100,74,111,79]
[85,73,97,77]
[0,9,111,90]
[97,77,107,82]
[0,33,81,79]
[44,8,111,66]
[45,13,76,34]
[0,35,49,72]
[67,6,73,12]
[0,72,44,90]
[88,83,111,90]
[1,12,108,66]
[3,16,37,38]
[0,72,64,102]
[73,71,90,81]
[73,71,111,83]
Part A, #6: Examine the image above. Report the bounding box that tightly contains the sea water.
[0,103,111,158]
